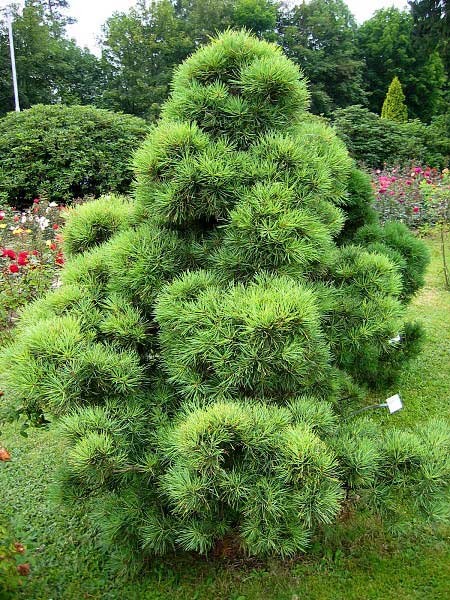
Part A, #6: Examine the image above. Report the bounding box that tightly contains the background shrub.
[333,105,449,169]
[0,105,148,207]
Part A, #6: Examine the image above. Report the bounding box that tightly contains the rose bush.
[371,165,449,228]
[0,198,65,331]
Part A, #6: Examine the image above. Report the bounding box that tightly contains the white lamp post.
[6,10,20,112]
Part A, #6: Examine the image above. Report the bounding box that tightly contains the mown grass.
[1,236,449,600]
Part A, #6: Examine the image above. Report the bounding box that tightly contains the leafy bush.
[0,105,148,207]
[0,31,442,566]
[333,105,449,169]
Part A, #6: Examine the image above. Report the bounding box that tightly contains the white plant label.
[389,334,401,345]
[386,393,403,414]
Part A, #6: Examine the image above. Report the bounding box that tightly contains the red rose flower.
[55,252,64,265]
[32,249,39,256]
[33,198,39,204]
[413,206,420,213]
[52,223,59,230]
[18,252,28,266]
[9,263,19,273]
[2,249,16,260]
[0,212,4,220]
[50,243,57,251]
[14,215,19,222]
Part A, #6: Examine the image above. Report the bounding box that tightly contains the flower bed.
[371,165,450,228]
[0,199,65,330]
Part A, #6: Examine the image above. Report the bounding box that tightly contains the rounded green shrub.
[354,221,431,301]
[1,31,441,565]
[63,194,137,256]
[0,104,148,206]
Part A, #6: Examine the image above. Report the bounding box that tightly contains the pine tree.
[381,76,409,122]
[1,31,446,567]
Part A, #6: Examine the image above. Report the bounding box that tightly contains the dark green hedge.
[333,105,449,168]
[0,104,148,206]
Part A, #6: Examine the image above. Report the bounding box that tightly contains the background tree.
[358,7,446,122]
[231,0,277,36]
[100,1,192,121]
[0,104,148,205]
[0,1,102,115]
[277,0,366,115]
[381,76,408,122]
[409,0,450,74]
[100,0,278,120]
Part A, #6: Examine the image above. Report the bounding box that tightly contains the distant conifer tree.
[381,76,408,122]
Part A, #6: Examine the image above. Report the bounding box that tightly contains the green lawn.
[1,236,449,600]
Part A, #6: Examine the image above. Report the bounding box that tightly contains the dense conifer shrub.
[0,105,148,206]
[1,31,446,567]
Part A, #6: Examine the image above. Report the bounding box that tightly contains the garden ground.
[1,235,449,600]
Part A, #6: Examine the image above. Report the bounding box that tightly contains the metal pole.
[6,12,20,112]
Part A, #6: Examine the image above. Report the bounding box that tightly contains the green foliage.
[0,105,148,206]
[100,0,193,122]
[156,273,334,400]
[409,0,450,76]
[333,105,450,168]
[338,167,379,243]
[0,522,25,598]
[0,237,448,597]
[162,30,310,148]
[106,223,188,312]
[62,195,137,257]
[0,31,436,564]
[381,76,408,122]
[100,1,280,121]
[354,221,431,301]
[232,0,277,35]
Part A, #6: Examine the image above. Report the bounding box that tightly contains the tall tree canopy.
[409,0,449,66]
[358,7,447,122]
[100,1,192,121]
[277,0,366,115]
[100,0,279,120]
